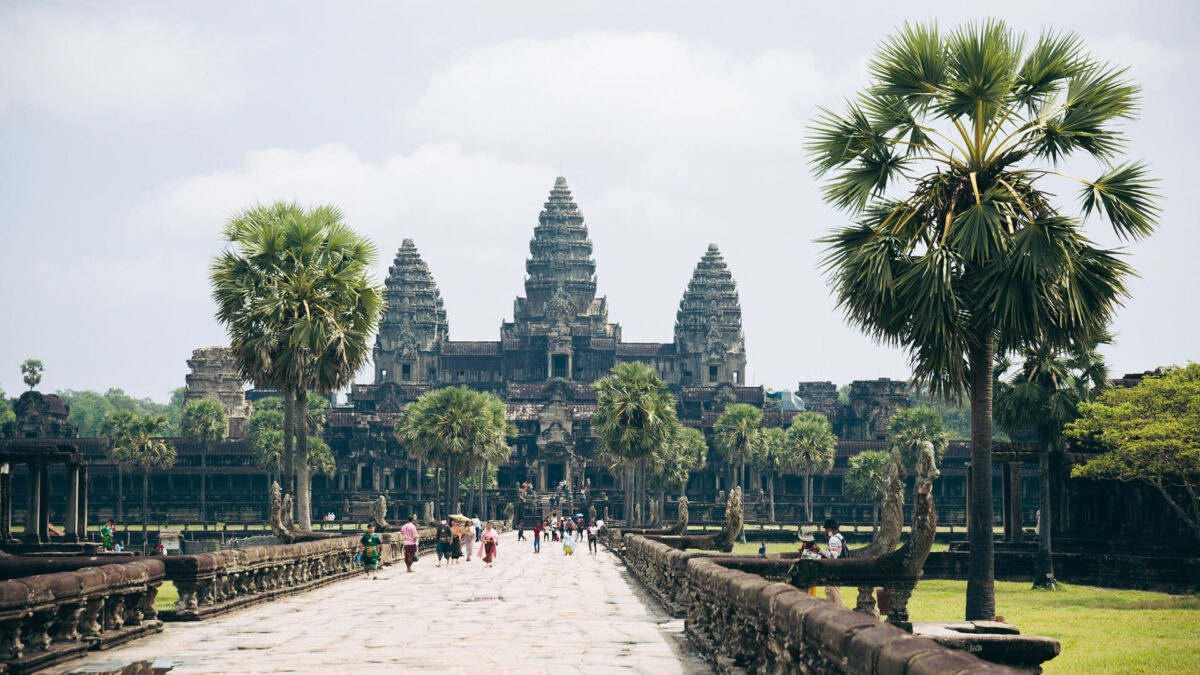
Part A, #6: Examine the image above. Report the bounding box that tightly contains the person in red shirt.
[532,521,542,554]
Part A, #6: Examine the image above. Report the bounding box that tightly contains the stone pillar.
[1004,462,1024,542]
[38,466,51,543]
[25,464,42,544]
[0,465,10,542]
[78,466,89,542]
[65,464,80,542]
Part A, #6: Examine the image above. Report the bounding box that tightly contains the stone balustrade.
[0,559,164,674]
[162,528,437,621]
[616,534,1015,674]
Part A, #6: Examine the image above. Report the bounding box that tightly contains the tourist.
[516,522,526,541]
[436,520,452,567]
[533,521,542,553]
[562,530,576,555]
[758,542,767,557]
[113,542,122,552]
[576,517,585,540]
[587,521,599,556]
[473,515,482,541]
[401,516,420,573]
[480,522,499,567]
[798,534,821,597]
[821,518,845,605]
[101,520,115,551]
[359,523,382,579]
[463,519,476,562]
[596,516,605,531]
[450,518,464,565]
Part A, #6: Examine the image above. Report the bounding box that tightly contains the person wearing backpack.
[822,518,846,606]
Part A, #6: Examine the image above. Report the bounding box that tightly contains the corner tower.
[374,239,448,384]
[674,244,747,385]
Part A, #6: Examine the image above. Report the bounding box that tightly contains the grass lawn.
[155,581,178,612]
[730,542,951,555]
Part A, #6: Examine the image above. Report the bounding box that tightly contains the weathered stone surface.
[182,347,252,438]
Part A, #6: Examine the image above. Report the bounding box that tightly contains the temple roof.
[674,243,745,353]
[518,177,601,321]
[378,238,448,346]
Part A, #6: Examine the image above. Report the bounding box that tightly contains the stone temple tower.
[674,244,747,385]
[514,176,603,323]
[374,239,448,384]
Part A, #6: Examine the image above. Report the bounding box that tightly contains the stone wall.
[617,534,1014,674]
[924,550,1200,594]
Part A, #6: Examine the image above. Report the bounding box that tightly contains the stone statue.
[268,482,292,543]
[652,486,741,552]
[787,442,940,629]
[647,498,659,527]
[588,504,597,524]
[503,503,515,528]
[667,496,689,535]
[281,494,296,533]
[368,495,398,531]
[423,501,435,525]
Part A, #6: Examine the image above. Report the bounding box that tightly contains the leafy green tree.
[212,201,383,530]
[163,387,187,435]
[650,425,707,523]
[845,450,892,533]
[750,426,788,522]
[995,333,1109,588]
[395,386,510,519]
[0,385,13,430]
[713,403,762,493]
[810,21,1159,619]
[591,362,679,525]
[888,407,949,469]
[106,411,176,532]
[98,409,134,521]
[249,399,335,481]
[180,398,228,523]
[787,412,838,523]
[1068,364,1200,543]
[20,359,43,390]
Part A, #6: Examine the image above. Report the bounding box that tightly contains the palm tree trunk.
[436,466,443,519]
[768,471,776,523]
[623,464,634,525]
[283,388,296,499]
[657,481,666,526]
[416,459,423,501]
[804,471,812,523]
[142,470,150,532]
[295,386,312,530]
[1034,439,1057,589]
[117,468,124,522]
[199,441,207,523]
[447,455,458,515]
[966,332,996,621]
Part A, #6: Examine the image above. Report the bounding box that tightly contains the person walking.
[480,522,499,567]
[532,521,542,553]
[359,524,382,579]
[435,520,452,567]
[587,521,599,556]
[100,520,115,551]
[516,522,526,541]
[473,515,482,542]
[450,518,464,565]
[821,519,845,605]
[401,516,420,573]
[462,519,476,562]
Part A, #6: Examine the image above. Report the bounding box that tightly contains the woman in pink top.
[480,522,499,567]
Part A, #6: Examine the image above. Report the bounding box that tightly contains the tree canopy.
[1068,364,1200,541]
[844,449,891,506]
[20,359,43,390]
[887,406,949,468]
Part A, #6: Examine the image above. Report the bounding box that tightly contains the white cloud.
[403,32,838,161]
[0,7,244,117]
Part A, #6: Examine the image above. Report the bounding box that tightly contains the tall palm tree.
[713,403,762,494]
[98,410,135,522]
[591,362,678,526]
[751,426,788,522]
[845,450,891,535]
[809,21,1158,620]
[786,412,837,523]
[212,202,383,530]
[108,412,176,538]
[180,398,228,523]
[995,333,1109,589]
[887,407,949,469]
[650,425,708,524]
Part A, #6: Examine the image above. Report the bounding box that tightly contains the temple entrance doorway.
[547,463,564,489]
[551,354,568,378]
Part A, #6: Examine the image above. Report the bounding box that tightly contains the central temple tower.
[502,177,620,382]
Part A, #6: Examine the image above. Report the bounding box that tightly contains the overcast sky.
[1,0,1196,402]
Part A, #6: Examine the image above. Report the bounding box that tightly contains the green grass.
[730,542,952,555]
[155,581,178,612]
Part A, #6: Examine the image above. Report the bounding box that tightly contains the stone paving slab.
[51,532,712,674]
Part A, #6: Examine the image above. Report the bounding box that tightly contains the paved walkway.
[53,532,711,674]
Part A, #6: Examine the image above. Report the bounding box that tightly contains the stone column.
[1005,461,1024,542]
[25,464,42,544]
[38,466,50,543]
[78,466,89,542]
[65,464,80,543]
[0,465,10,542]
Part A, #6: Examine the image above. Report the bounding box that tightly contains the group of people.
[522,515,602,556]
[432,515,500,568]
[774,518,845,604]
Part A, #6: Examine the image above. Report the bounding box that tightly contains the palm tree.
[211,202,383,530]
[751,426,788,523]
[809,21,1158,620]
[786,412,837,523]
[651,425,708,524]
[20,359,43,390]
[395,386,508,519]
[887,407,949,469]
[713,403,762,493]
[98,410,135,522]
[995,333,1109,589]
[180,398,228,523]
[107,412,176,538]
[845,450,891,535]
[591,362,678,526]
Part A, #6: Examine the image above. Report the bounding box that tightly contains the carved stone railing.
[0,559,164,674]
[161,528,436,621]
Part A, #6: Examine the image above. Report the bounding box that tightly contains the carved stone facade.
[793,378,910,440]
[372,238,448,385]
[0,391,77,439]
[182,347,252,438]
